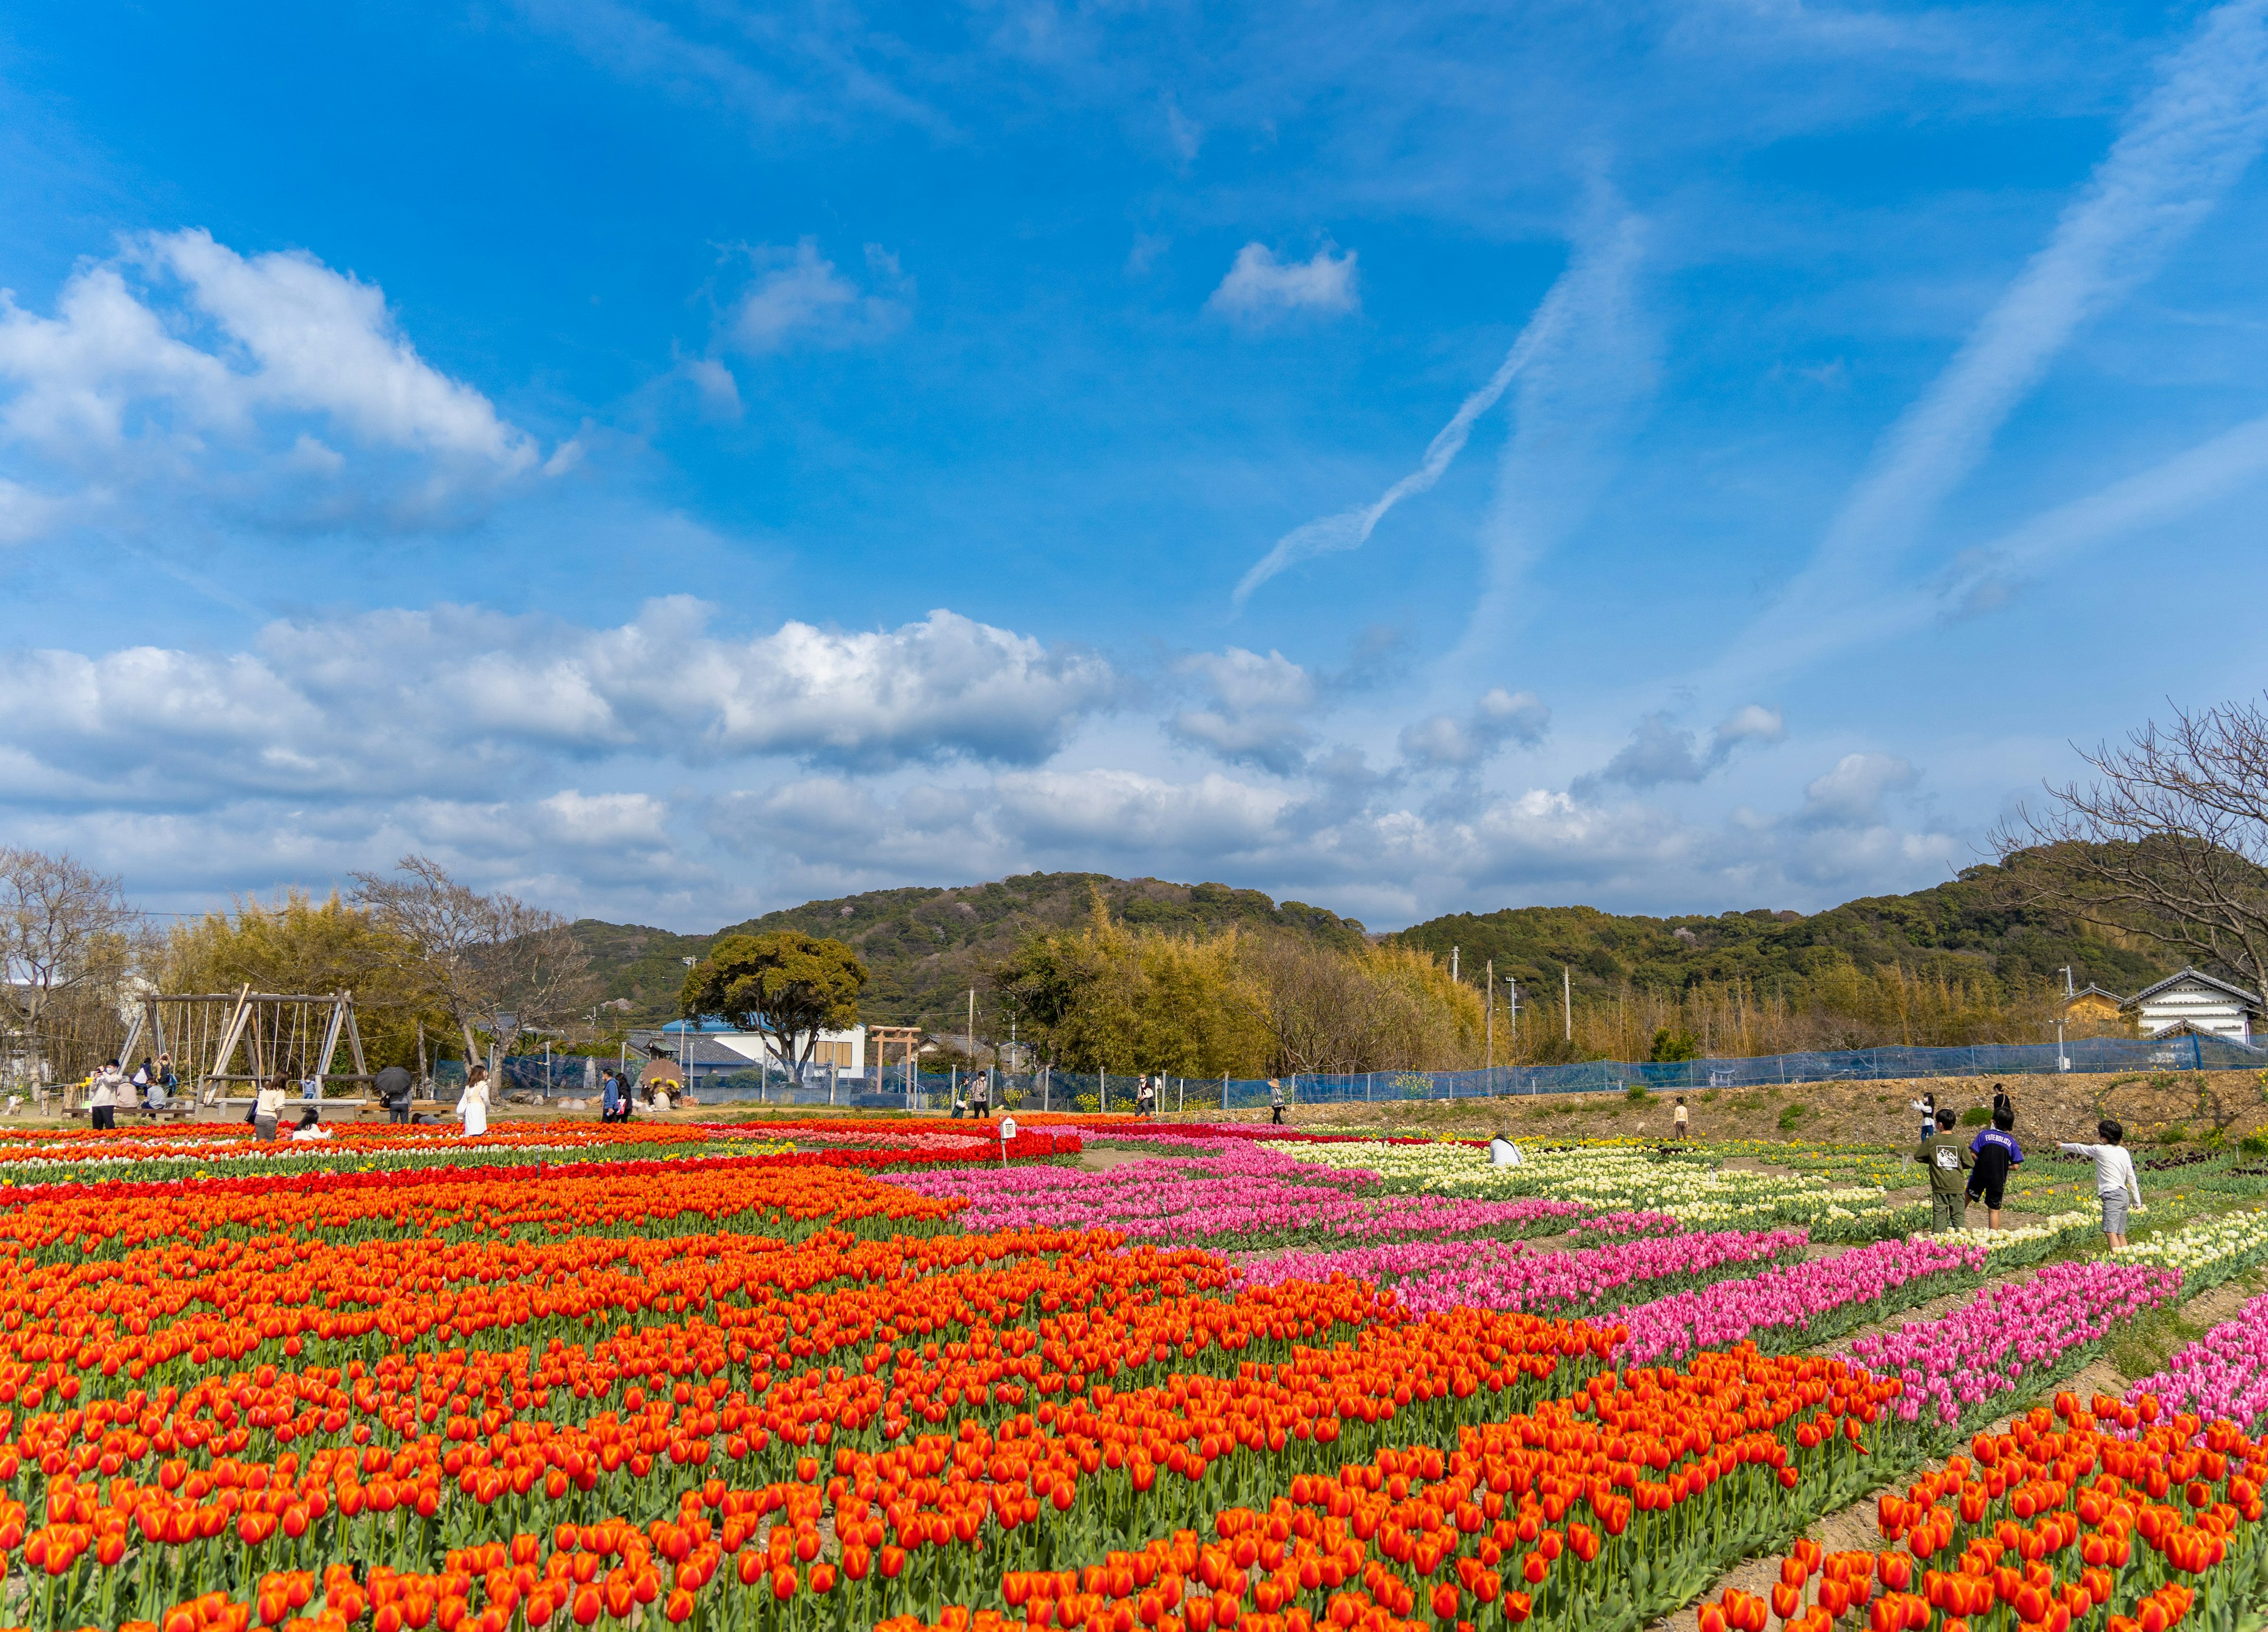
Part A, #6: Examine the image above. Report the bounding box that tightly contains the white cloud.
[1802,751,1918,825]
[0,603,1120,805]
[152,231,535,466]
[1169,647,1318,773]
[1205,243,1358,325]
[1399,688,1552,771]
[1589,703,1786,789]
[0,230,545,539]
[724,239,911,353]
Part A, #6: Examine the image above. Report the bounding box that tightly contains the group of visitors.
[84,1055,184,1125]
[1912,1082,2142,1247]
[950,1071,995,1119]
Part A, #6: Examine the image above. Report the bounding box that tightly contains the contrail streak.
[1231,219,1634,611]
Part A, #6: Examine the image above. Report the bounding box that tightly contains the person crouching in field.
[1914,1107,1972,1230]
[2058,1118,2143,1249]
[1967,1105,2023,1231]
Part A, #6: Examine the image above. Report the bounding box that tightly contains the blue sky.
[4,0,2267,931]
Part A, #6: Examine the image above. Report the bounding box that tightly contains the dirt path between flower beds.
[1643,1266,2263,1632]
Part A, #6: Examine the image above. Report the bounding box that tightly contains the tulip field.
[5,1115,2268,1632]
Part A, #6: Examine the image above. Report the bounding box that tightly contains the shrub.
[2156,1122,2189,1146]
[2242,1131,2268,1160]
[1777,1103,1808,1133]
[1960,1106,1991,1126]
[1647,1028,1699,1064]
[1624,1083,1651,1104]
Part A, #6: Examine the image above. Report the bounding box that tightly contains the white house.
[2126,968,2264,1045]
[706,1025,867,1077]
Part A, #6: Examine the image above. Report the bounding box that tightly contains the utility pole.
[2057,965,2073,1071]
[1485,959,1494,1070]
[967,989,976,1070]
[1563,966,1572,1044]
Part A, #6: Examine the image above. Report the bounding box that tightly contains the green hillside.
[573,874,1366,1029]
[1388,862,2166,1013]
[576,855,2181,1051]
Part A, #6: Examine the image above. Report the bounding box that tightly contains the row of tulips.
[1708,1390,2268,1632]
[861,1348,1908,1632]
[0,1134,1096,1253]
[2119,1285,2268,1439]
[1612,1219,2094,1368]
[0,1205,2203,1630]
[1848,1262,2182,1436]
[881,1150,1596,1250]
[1266,1143,1924,1241]
[5,1333,1888,1632]
[1234,1230,1810,1320]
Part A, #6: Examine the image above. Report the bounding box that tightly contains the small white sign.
[998,1117,1018,1141]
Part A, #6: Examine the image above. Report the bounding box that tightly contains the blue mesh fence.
[1188,1032,2263,1110]
[428,1031,2260,1114]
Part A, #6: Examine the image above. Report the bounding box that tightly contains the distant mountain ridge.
[573,873,1366,1028]
[1386,866,2165,1014]
[573,859,2172,1033]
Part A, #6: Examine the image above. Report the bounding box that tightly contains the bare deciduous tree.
[0,849,136,1084]
[351,855,596,1071]
[1994,696,2268,1000]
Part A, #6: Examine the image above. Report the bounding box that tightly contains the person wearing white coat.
[457,1066,491,1137]
[88,1060,123,1131]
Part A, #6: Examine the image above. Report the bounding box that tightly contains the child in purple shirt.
[1967,1106,2023,1231]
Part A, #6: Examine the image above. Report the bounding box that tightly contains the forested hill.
[573,874,1367,1028]
[1388,862,2168,1012]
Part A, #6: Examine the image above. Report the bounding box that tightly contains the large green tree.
[680,931,868,1074]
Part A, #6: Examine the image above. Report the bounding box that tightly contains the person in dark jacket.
[374,1063,415,1124]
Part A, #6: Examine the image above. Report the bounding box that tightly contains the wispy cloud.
[1399,688,1552,772]
[1934,410,2268,616]
[1205,243,1358,327]
[1232,204,1645,611]
[721,239,913,353]
[1582,704,1787,791]
[1456,199,1653,662]
[1737,0,2268,663]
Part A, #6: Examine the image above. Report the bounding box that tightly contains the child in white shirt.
[2058,1118,2142,1249]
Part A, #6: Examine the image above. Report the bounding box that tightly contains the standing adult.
[458,1066,492,1138]
[1138,1076,1156,1119]
[1672,1096,1689,1140]
[252,1074,288,1142]
[599,1069,621,1122]
[374,1063,415,1124]
[1268,1079,1285,1126]
[88,1059,123,1131]
[972,1071,990,1120]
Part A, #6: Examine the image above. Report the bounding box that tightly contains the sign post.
[998,1116,1018,1168]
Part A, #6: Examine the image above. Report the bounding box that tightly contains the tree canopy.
[680,930,868,1073]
